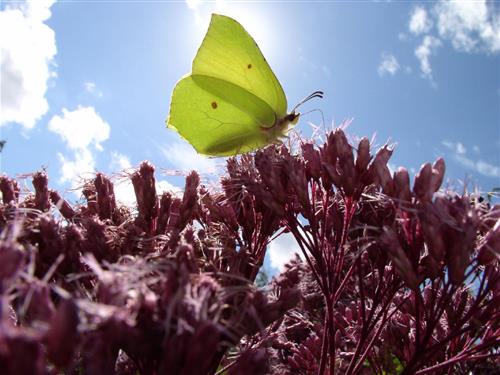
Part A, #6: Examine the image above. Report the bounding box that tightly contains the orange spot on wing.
[247,64,252,69]
[211,101,218,109]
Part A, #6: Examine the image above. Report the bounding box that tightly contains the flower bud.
[132,161,158,231]
[355,137,371,173]
[393,167,411,203]
[0,175,19,203]
[334,329,343,348]
[156,192,172,235]
[0,239,24,289]
[46,299,79,368]
[370,145,394,195]
[94,173,117,220]
[49,190,75,220]
[83,217,115,261]
[420,253,442,279]
[322,163,343,191]
[414,159,445,203]
[228,348,268,375]
[431,158,446,192]
[177,171,200,231]
[301,142,321,181]
[379,227,419,289]
[321,131,339,167]
[181,322,222,375]
[447,236,471,285]
[1,327,45,375]
[478,219,500,265]
[419,207,446,262]
[32,171,50,212]
[287,158,309,210]
[414,163,433,202]
[239,192,256,243]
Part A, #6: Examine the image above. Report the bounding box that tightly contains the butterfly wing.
[168,74,277,156]
[192,13,288,123]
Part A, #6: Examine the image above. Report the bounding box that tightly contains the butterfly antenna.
[292,90,324,113]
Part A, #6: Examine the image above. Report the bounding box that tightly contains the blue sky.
[1,0,499,271]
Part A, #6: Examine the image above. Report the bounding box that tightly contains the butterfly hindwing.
[168,75,274,156]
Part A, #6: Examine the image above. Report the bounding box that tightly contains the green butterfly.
[167,13,323,156]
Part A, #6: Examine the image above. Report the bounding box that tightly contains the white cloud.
[184,0,276,59]
[108,152,135,205]
[456,142,466,155]
[161,141,217,173]
[415,35,441,80]
[186,0,202,9]
[84,81,103,98]
[48,106,110,190]
[0,0,57,129]
[454,154,500,178]
[442,140,500,178]
[378,52,400,76]
[110,151,132,171]
[435,0,500,53]
[404,1,499,82]
[57,149,95,186]
[113,179,137,207]
[156,180,181,196]
[184,0,205,24]
[107,152,133,205]
[443,140,466,155]
[48,106,110,151]
[23,0,55,22]
[409,6,433,35]
[475,160,500,178]
[268,232,301,271]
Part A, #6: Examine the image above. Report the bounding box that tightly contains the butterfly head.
[285,112,300,125]
[285,90,324,128]
[269,91,324,140]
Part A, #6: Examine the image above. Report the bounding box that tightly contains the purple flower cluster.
[0,129,498,374]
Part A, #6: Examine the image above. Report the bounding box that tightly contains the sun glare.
[186,0,280,70]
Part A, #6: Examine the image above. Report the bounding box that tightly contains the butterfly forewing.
[192,14,288,123]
